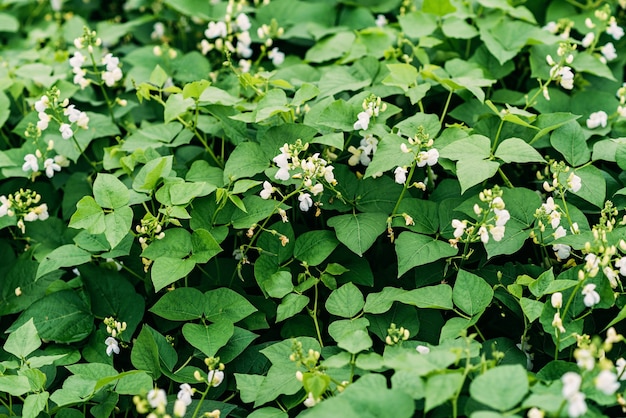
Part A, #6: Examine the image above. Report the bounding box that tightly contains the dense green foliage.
[1,0,626,417]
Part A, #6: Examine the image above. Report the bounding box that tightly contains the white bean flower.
[586,110,608,129]
[298,193,313,212]
[105,336,120,356]
[582,283,600,307]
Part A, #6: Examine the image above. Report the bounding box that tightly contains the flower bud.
[551,292,563,309]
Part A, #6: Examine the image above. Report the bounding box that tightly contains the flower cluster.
[267,140,337,212]
[33,88,89,148]
[194,357,225,388]
[546,42,576,91]
[257,19,286,66]
[353,94,387,131]
[200,0,258,72]
[136,216,166,272]
[347,133,378,167]
[579,5,623,64]
[103,317,127,356]
[385,323,410,346]
[71,28,124,89]
[290,339,328,409]
[395,126,439,185]
[0,189,49,233]
[450,186,510,247]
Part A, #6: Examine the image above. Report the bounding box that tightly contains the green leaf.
[395,232,458,278]
[327,212,387,256]
[470,365,529,411]
[364,133,415,178]
[456,158,500,194]
[305,31,355,63]
[363,287,407,314]
[495,137,544,164]
[425,372,464,412]
[149,64,169,87]
[190,229,222,263]
[142,228,192,259]
[399,284,454,310]
[276,294,310,322]
[104,207,133,249]
[36,245,92,279]
[568,165,606,208]
[294,230,339,266]
[337,329,373,354]
[439,134,491,161]
[69,196,106,234]
[223,142,269,183]
[8,290,93,343]
[23,392,49,418]
[150,287,205,321]
[0,375,31,396]
[382,63,419,92]
[325,282,364,318]
[204,288,257,323]
[247,407,288,418]
[422,0,456,15]
[550,121,590,167]
[453,270,494,317]
[93,173,130,209]
[520,297,544,323]
[398,11,437,38]
[132,156,173,193]
[3,318,41,359]
[182,320,235,357]
[130,325,161,379]
[164,93,195,123]
[265,271,294,299]
[150,257,196,292]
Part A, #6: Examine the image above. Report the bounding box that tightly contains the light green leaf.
[568,165,605,208]
[204,288,257,323]
[150,287,205,321]
[325,283,364,318]
[398,11,437,38]
[337,329,373,354]
[150,257,196,292]
[93,173,130,209]
[470,365,529,411]
[0,375,31,396]
[276,294,309,322]
[3,318,41,359]
[305,31,355,63]
[395,232,458,277]
[294,230,339,266]
[456,158,500,194]
[132,156,173,193]
[104,207,133,249]
[425,372,464,412]
[69,196,106,233]
[550,121,590,167]
[495,137,544,164]
[364,133,415,178]
[164,93,195,123]
[223,142,269,183]
[36,245,92,279]
[22,392,49,418]
[453,270,494,317]
[439,134,492,161]
[182,320,235,357]
[327,212,387,256]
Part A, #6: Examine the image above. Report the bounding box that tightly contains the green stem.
[191,385,210,418]
[440,89,454,124]
[390,161,417,218]
[311,283,324,348]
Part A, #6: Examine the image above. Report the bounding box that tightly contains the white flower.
[73,68,90,89]
[50,0,62,11]
[22,154,39,173]
[585,253,600,276]
[268,47,285,66]
[552,311,566,332]
[394,166,407,184]
[603,266,619,288]
[147,388,167,409]
[581,32,595,48]
[298,193,313,212]
[173,399,187,417]
[310,183,324,196]
[35,204,49,221]
[416,345,430,354]
[23,211,38,222]
[451,219,466,238]
[478,225,489,243]
[102,67,123,86]
[490,225,505,241]
[177,383,194,406]
[239,59,251,73]
[543,21,558,33]
[557,66,575,90]
[607,20,625,40]
[54,154,70,168]
[375,14,387,27]
[323,166,335,183]
[102,53,120,72]
[551,292,563,309]
[236,13,251,31]
[575,348,595,371]
[417,148,439,167]
[616,257,626,276]
[205,21,228,39]
[37,112,51,131]
[59,123,73,139]
[44,158,61,178]
[542,197,557,214]
[207,369,224,387]
[0,195,11,217]
[553,244,571,260]
[303,392,319,408]
[69,51,85,69]
[562,372,582,399]
[527,407,544,418]
[582,283,600,307]
[105,336,120,356]
[595,370,620,395]
[567,391,587,418]
[586,110,608,129]
[601,42,618,61]
[236,32,253,58]
[34,95,50,113]
[151,22,166,40]
[494,208,510,226]
[554,225,567,239]
[567,173,582,193]
[260,181,274,199]
[353,111,371,131]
